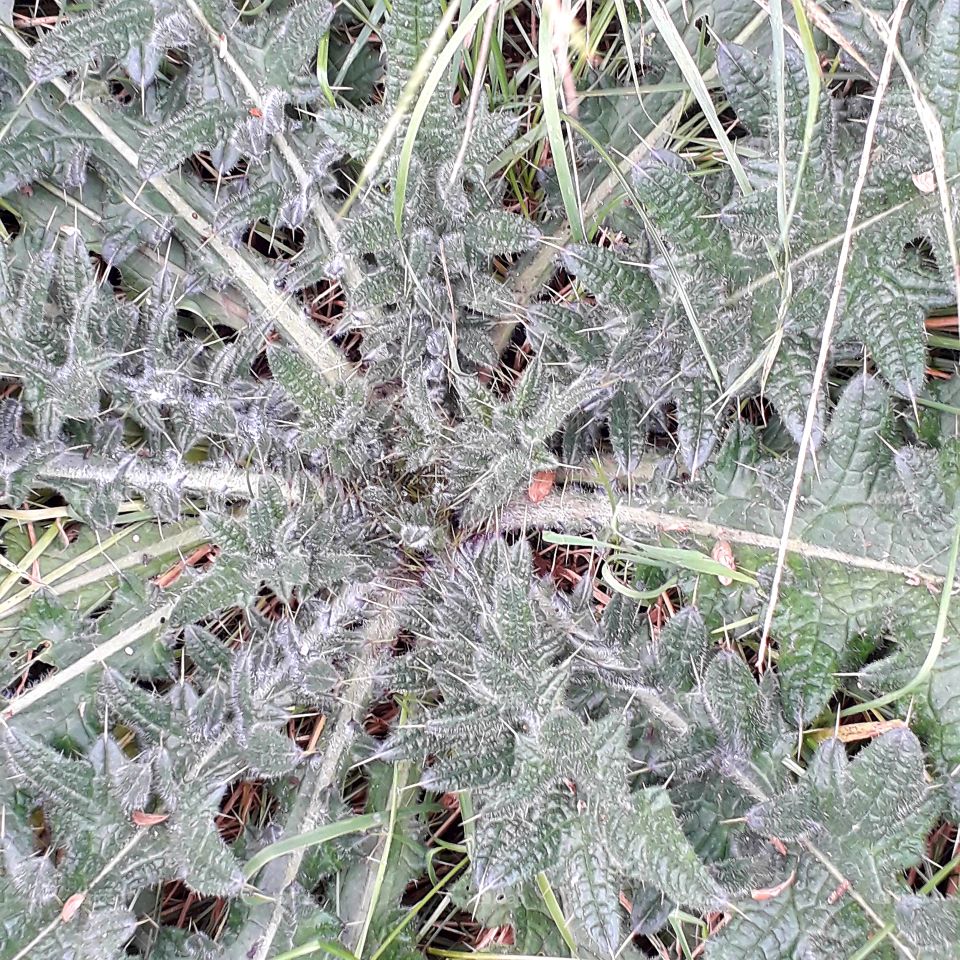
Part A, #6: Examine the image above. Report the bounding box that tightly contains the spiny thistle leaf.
[387,540,722,953]
[589,375,960,727]
[542,29,955,471]
[709,730,943,959]
[1,1,959,958]
[27,0,155,83]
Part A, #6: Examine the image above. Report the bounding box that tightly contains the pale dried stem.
[36,453,292,501]
[498,491,946,585]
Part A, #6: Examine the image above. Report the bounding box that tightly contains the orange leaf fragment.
[132,810,169,827]
[61,892,85,922]
[769,836,788,857]
[751,869,796,902]
[527,469,555,503]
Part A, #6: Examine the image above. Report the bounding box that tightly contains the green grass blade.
[636,0,751,195]
[844,927,894,960]
[601,563,678,600]
[536,872,578,956]
[369,857,468,960]
[916,396,960,416]
[769,0,788,249]
[243,811,385,881]
[611,546,757,585]
[273,942,361,960]
[786,0,822,234]
[334,0,388,86]
[315,33,336,108]
[612,0,645,105]
[341,0,464,221]
[0,522,59,601]
[354,695,410,959]
[542,530,624,551]
[537,0,584,241]
[428,953,571,960]
[541,530,756,585]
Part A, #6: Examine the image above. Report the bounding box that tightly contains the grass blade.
[354,695,411,959]
[428,953,572,960]
[601,562,678,600]
[769,0,789,249]
[339,0,464,220]
[536,872,579,956]
[369,857,469,960]
[538,0,584,241]
[611,545,757,585]
[243,811,386,881]
[636,0,752,194]
[613,0,645,103]
[273,943,360,960]
[541,529,757,584]
[2,602,176,722]
[786,0,822,237]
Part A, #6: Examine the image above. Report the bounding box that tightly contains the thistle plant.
[1,0,959,958]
